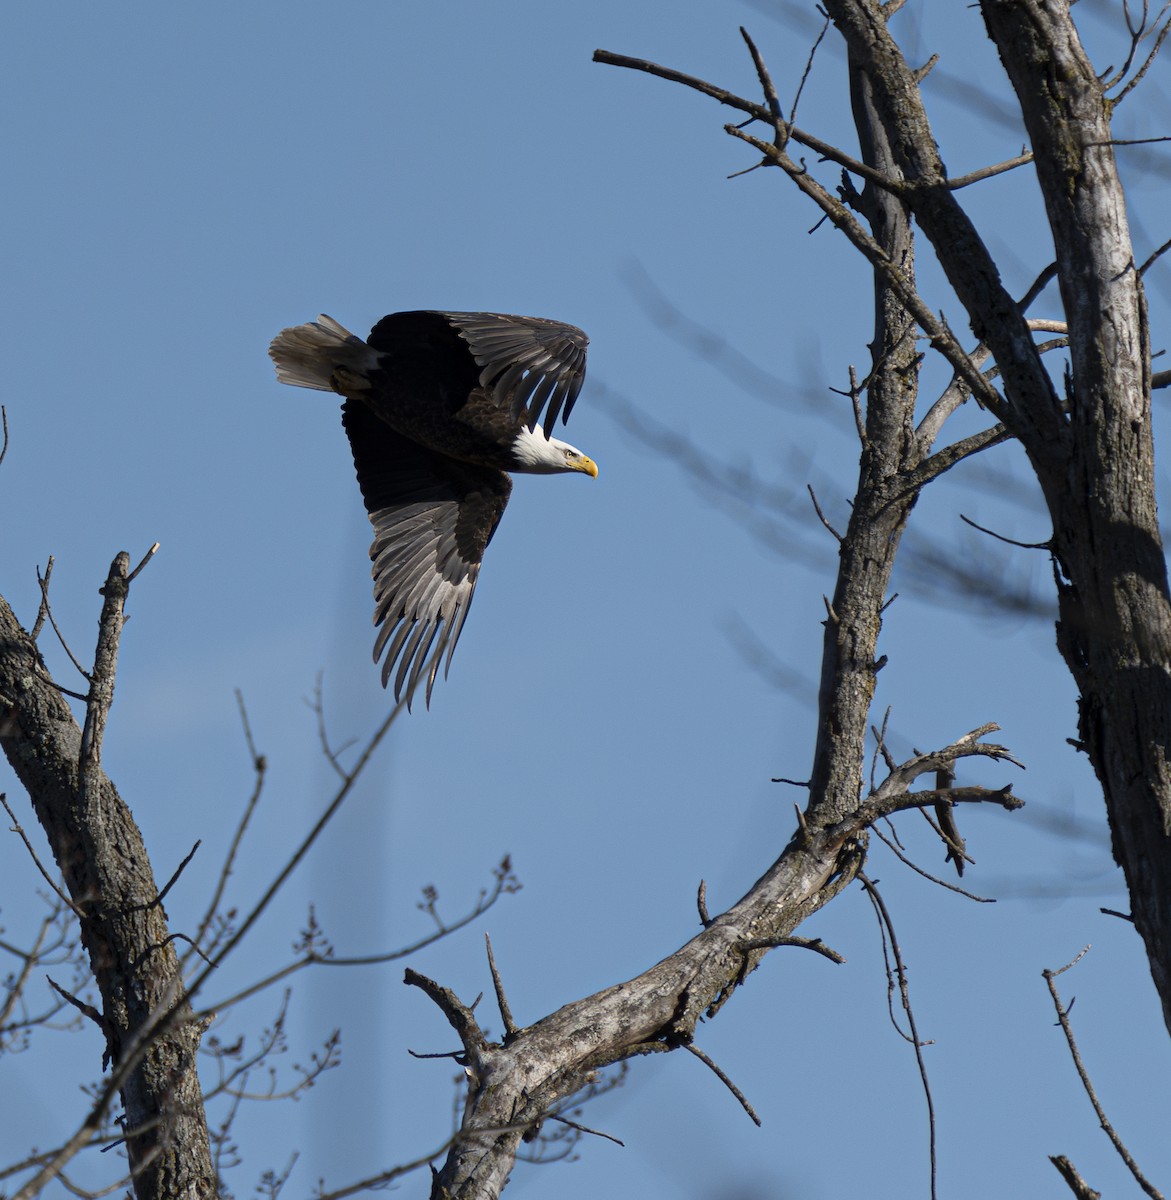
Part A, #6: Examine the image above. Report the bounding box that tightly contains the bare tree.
[2,3,1170,1198]
[408,4,1170,1196]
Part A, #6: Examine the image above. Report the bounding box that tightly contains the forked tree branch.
[412,26,1028,1197]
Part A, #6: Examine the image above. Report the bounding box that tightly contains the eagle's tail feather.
[268,315,377,393]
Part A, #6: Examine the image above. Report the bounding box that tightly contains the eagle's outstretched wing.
[341,399,511,707]
[369,311,589,434]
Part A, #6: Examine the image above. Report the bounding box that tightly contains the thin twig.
[683,1042,762,1126]
[858,871,937,1200]
[1103,0,1149,88]
[728,111,1004,414]
[126,542,159,584]
[740,26,782,128]
[158,932,213,967]
[1020,261,1060,311]
[594,46,899,194]
[697,879,711,927]
[195,861,517,1019]
[313,674,352,781]
[914,346,995,452]
[0,794,86,917]
[914,327,1064,465]
[0,904,66,1032]
[870,710,897,780]
[870,823,995,901]
[35,563,90,680]
[314,1136,459,1200]
[547,1112,625,1148]
[151,841,201,909]
[947,151,1034,189]
[1043,952,1165,1200]
[864,783,1023,825]
[1139,232,1171,277]
[807,484,843,542]
[784,17,831,128]
[958,513,1052,551]
[485,934,518,1038]
[869,724,1024,803]
[736,935,845,964]
[845,364,866,443]
[183,694,267,968]
[404,969,487,1055]
[182,698,405,1002]
[235,688,264,771]
[1112,6,1171,103]
[911,422,1011,487]
[29,556,55,641]
[45,976,105,1033]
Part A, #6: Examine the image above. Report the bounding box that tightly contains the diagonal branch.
[720,118,1004,416]
[870,724,1023,802]
[1044,952,1165,1200]
[593,47,901,194]
[823,1,1070,458]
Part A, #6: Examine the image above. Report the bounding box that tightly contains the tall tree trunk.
[825,0,1171,1031]
[982,0,1171,1032]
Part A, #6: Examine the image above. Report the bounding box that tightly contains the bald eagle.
[269,310,598,707]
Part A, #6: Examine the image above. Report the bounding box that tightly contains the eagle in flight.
[269,310,598,707]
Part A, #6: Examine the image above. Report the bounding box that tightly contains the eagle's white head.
[510,427,599,477]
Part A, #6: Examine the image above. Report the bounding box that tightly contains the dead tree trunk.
[0,556,215,1200]
[823,0,1171,1033]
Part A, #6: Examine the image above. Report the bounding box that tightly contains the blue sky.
[3,3,1170,1197]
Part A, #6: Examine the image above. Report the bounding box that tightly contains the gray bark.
[0,558,214,1200]
[822,0,1171,1032]
[982,0,1171,1036]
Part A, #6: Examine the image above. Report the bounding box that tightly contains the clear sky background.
[3,3,1170,1198]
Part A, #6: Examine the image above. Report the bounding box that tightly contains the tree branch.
[0,568,215,1200]
[1044,952,1164,1200]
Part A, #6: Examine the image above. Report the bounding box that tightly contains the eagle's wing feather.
[437,312,589,434]
[342,400,511,707]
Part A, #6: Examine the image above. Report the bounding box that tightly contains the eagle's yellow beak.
[575,454,599,479]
